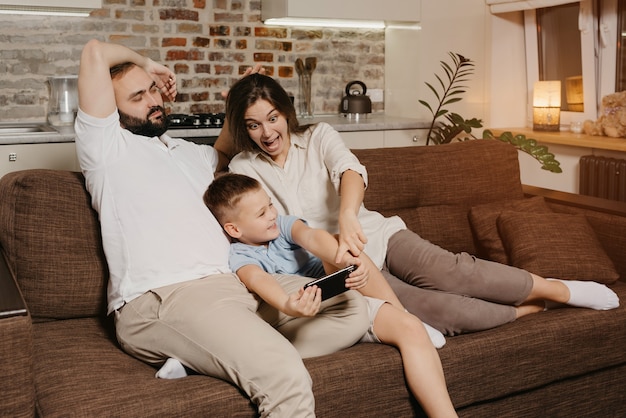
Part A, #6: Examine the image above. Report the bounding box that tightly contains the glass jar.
[47,75,78,127]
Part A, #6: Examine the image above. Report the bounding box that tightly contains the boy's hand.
[345,265,368,290]
[342,258,368,290]
[283,286,321,317]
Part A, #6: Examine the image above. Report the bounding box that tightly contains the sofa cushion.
[468,196,551,264]
[33,318,257,417]
[0,170,108,320]
[33,318,415,417]
[497,211,620,283]
[31,284,626,415]
[1,314,34,417]
[546,202,626,280]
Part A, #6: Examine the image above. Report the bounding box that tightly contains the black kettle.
[340,80,372,114]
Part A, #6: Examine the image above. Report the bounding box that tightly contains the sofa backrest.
[0,140,523,320]
[0,170,108,320]
[353,140,524,254]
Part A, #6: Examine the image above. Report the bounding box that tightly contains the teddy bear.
[584,91,626,137]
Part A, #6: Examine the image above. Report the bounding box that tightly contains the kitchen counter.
[0,113,428,145]
[301,113,429,132]
[0,125,77,145]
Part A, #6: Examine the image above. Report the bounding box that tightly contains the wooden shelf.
[487,127,626,152]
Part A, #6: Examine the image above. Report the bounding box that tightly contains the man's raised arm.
[78,40,176,118]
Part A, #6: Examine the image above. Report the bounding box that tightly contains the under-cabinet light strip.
[264,17,386,29]
[0,5,91,16]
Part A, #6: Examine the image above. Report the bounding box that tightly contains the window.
[537,3,583,111]
[524,0,621,126]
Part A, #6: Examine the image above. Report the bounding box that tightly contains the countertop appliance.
[166,113,225,145]
[340,81,372,116]
[167,113,225,129]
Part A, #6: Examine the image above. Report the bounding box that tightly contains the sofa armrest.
[0,249,35,417]
[523,184,626,281]
[0,249,27,319]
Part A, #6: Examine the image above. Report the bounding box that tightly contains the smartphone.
[303,265,356,301]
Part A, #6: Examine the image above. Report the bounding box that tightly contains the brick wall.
[0,0,385,123]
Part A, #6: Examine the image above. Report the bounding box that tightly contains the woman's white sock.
[547,279,619,311]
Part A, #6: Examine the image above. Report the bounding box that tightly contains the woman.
[215,73,619,336]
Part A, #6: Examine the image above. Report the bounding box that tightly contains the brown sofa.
[2,139,626,417]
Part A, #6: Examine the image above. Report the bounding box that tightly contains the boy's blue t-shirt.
[229,214,326,278]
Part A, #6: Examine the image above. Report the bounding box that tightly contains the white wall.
[385,0,529,129]
[385,1,588,193]
[385,0,489,122]
[486,11,528,128]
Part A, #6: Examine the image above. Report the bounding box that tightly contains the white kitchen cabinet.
[384,129,428,148]
[340,129,429,149]
[0,143,79,178]
[340,131,384,149]
[261,0,420,23]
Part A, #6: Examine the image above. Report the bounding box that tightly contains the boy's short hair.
[204,173,262,225]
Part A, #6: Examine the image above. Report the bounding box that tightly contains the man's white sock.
[155,358,188,379]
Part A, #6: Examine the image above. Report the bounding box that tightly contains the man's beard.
[119,106,169,137]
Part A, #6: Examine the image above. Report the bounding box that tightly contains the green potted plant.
[420,52,562,173]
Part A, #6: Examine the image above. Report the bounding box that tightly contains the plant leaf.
[443,97,463,105]
[483,130,562,172]
[425,82,441,101]
[418,99,434,114]
[434,74,446,91]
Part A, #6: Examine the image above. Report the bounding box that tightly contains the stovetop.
[167,113,225,129]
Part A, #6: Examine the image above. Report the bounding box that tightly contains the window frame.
[602,0,618,96]
[523,0,616,127]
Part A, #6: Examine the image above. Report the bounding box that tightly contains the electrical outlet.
[368,89,384,102]
[8,152,17,162]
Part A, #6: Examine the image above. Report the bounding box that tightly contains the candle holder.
[533,80,561,132]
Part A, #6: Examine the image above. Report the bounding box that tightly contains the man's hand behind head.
[220,63,266,99]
